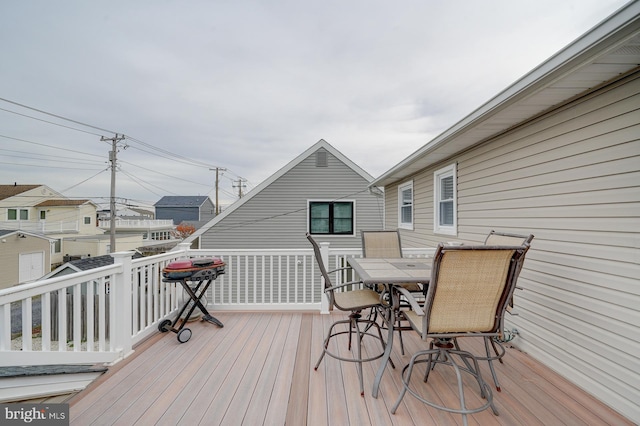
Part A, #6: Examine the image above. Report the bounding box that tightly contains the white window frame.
[434,163,457,235]
[398,180,413,230]
[8,208,29,220]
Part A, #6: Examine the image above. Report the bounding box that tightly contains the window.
[84,216,91,225]
[40,211,46,220]
[309,201,354,235]
[398,181,413,230]
[434,164,457,235]
[52,239,61,254]
[8,209,28,220]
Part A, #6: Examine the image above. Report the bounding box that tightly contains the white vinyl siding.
[201,147,383,249]
[385,71,640,420]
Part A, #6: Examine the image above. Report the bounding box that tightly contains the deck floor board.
[69,311,633,425]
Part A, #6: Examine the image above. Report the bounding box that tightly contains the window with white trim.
[398,181,413,230]
[434,164,457,235]
[308,201,354,235]
[8,209,28,220]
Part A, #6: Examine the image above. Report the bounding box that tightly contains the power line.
[60,168,110,193]
[0,97,117,135]
[0,161,103,171]
[0,134,104,158]
[0,106,104,137]
[0,149,105,165]
[0,98,253,200]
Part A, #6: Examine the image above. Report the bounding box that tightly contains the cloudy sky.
[0,0,629,210]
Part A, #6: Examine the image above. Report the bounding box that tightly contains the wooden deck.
[69,312,632,425]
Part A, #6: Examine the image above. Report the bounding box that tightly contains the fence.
[0,243,433,367]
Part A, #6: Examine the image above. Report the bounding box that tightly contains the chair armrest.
[395,286,424,316]
[326,266,352,275]
[325,280,364,292]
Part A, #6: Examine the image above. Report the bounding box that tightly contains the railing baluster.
[0,304,9,351]
[98,277,106,352]
[42,292,51,351]
[86,280,94,352]
[58,288,67,352]
[73,283,81,352]
[22,297,32,351]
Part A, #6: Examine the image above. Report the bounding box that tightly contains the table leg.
[372,287,395,398]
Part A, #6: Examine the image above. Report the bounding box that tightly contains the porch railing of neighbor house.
[0,242,432,367]
[0,220,79,234]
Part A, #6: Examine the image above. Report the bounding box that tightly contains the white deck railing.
[0,243,432,367]
[0,220,79,233]
[98,219,175,229]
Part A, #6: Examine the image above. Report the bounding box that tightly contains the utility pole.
[101,133,125,252]
[233,178,246,199]
[209,167,226,215]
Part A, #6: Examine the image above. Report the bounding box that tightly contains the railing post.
[110,251,135,361]
[320,242,330,314]
[177,242,191,253]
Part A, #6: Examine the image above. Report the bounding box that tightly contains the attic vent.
[316,151,328,167]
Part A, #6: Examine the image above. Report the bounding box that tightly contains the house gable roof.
[0,229,53,240]
[154,196,210,208]
[184,139,374,244]
[35,199,95,208]
[372,1,640,187]
[0,184,41,201]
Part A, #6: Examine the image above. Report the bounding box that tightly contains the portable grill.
[159,257,225,343]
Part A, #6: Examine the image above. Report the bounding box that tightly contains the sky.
[0,0,630,211]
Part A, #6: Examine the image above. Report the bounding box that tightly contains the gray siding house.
[154,196,215,225]
[373,3,640,422]
[187,139,384,249]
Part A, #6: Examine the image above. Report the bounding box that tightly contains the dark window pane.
[440,201,454,225]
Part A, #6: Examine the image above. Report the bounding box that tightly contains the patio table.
[347,257,432,398]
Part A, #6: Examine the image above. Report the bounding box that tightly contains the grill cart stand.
[159,258,225,343]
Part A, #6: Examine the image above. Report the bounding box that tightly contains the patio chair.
[391,243,528,425]
[472,230,534,391]
[306,233,392,396]
[361,229,425,354]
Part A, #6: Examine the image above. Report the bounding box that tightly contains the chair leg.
[314,318,349,370]
[354,317,365,396]
[484,337,502,392]
[314,314,391,395]
[394,340,498,424]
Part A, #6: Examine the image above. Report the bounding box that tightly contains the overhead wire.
[0,106,104,137]
[0,97,117,135]
[0,97,251,199]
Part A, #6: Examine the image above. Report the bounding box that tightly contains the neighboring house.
[0,184,147,268]
[372,3,640,421]
[154,196,215,225]
[0,230,53,290]
[0,184,104,268]
[186,139,384,250]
